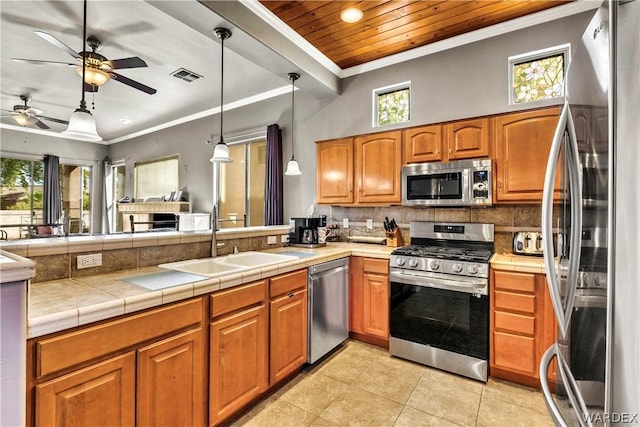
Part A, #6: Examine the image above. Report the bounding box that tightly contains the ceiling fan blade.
[39,116,69,125]
[11,58,77,66]
[110,72,157,95]
[34,118,51,130]
[25,107,44,116]
[84,83,99,93]
[105,57,148,70]
[34,31,82,59]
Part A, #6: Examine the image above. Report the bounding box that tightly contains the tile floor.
[231,340,554,427]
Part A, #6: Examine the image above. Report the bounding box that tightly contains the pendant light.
[284,72,301,176]
[210,27,232,163]
[62,0,102,142]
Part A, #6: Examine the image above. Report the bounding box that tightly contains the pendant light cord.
[288,72,299,160]
[219,32,224,144]
[80,0,88,111]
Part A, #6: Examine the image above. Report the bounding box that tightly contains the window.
[214,139,266,229]
[373,82,411,127]
[509,45,569,104]
[134,155,179,200]
[0,156,93,239]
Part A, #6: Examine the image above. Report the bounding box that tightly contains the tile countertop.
[490,252,547,274]
[27,242,394,339]
[0,250,35,283]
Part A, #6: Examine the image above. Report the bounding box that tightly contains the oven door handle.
[390,270,487,295]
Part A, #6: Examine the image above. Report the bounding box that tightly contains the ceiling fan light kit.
[284,72,301,176]
[76,66,110,86]
[62,0,101,142]
[12,115,36,127]
[210,27,233,164]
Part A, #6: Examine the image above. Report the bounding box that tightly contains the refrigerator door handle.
[540,344,592,427]
[542,101,582,337]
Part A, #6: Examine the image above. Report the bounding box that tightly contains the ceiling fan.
[0,95,69,129]
[12,30,157,95]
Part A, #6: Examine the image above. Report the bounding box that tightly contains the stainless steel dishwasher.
[307,257,349,364]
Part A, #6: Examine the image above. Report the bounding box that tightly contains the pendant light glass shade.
[62,108,101,142]
[285,158,301,175]
[63,0,102,142]
[285,72,301,176]
[210,28,232,163]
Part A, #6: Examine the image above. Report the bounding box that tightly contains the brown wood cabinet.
[445,117,491,160]
[36,352,136,427]
[316,138,354,204]
[402,124,443,163]
[490,269,557,388]
[349,257,389,347]
[29,298,206,427]
[209,280,268,426]
[269,269,308,386]
[493,107,562,203]
[316,131,401,205]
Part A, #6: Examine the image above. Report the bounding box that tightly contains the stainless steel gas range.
[389,221,494,382]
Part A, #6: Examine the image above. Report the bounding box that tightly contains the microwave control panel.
[472,170,490,200]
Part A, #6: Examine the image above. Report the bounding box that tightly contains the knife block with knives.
[383,217,404,247]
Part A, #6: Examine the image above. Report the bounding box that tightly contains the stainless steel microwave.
[402,159,492,207]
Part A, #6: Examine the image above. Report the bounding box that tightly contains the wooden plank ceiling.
[259,1,573,69]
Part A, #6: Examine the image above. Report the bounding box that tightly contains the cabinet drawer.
[363,258,388,275]
[36,298,204,378]
[493,331,536,375]
[494,270,535,293]
[211,280,267,319]
[270,269,307,298]
[494,290,535,314]
[494,310,535,335]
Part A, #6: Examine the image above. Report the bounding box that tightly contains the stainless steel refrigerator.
[540,1,640,425]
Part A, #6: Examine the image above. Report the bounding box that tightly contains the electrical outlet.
[77,253,102,269]
[343,218,349,228]
[366,219,373,230]
[267,235,277,245]
[281,235,290,243]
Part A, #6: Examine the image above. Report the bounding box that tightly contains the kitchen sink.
[159,251,298,277]
[216,251,299,267]
[159,258,245,277]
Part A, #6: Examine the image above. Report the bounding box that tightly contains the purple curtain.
[264,124,283,225]
[43,154,62,225]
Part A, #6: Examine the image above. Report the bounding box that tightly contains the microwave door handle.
[542,101,570,335]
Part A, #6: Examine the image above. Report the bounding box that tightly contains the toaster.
[513,231,546,256]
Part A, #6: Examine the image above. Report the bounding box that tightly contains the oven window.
[570,305,606,382]
[406,172,462,200]
[390,283,488,360]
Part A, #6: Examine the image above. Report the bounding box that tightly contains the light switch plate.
[343,218,349,228]
[366,219,373,230]
[267,235,277,245]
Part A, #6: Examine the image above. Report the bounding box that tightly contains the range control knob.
[429,260,441,271]
[452,263,463,273]
[468,265,480,275]
[409,259,419,268]
[396,258,406,266]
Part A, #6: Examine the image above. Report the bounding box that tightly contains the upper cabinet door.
[316,138,354,204]
[354,131,402,204]
[493,107,562,203]
[445,118,491,160]
[402,124,443,164]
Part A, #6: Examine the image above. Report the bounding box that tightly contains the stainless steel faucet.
[211,205,219,258]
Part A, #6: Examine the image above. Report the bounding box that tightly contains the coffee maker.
[289,216,327,247]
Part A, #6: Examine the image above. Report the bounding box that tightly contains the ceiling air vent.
[170,68,202,82]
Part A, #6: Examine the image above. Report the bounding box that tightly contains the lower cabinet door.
[209,304,268,426]
[363,272,389,339]
[35,352,136,427]
[270,289,308,385]
[137,328,204,427]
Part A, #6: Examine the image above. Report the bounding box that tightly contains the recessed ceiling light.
[340,7,363,23]
[120,118,132,125]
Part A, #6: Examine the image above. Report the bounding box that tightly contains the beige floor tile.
[476,393,555,427]
[422,366,484,395]
[393,406,461,427]
[483,378,549,414]
[280,372,349,416]
[316,350,373,384]
[320,385,404,427]
[310,417,342,427]
[406,375,482,427]
[352,360,423,404]
[232,395,317,427]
